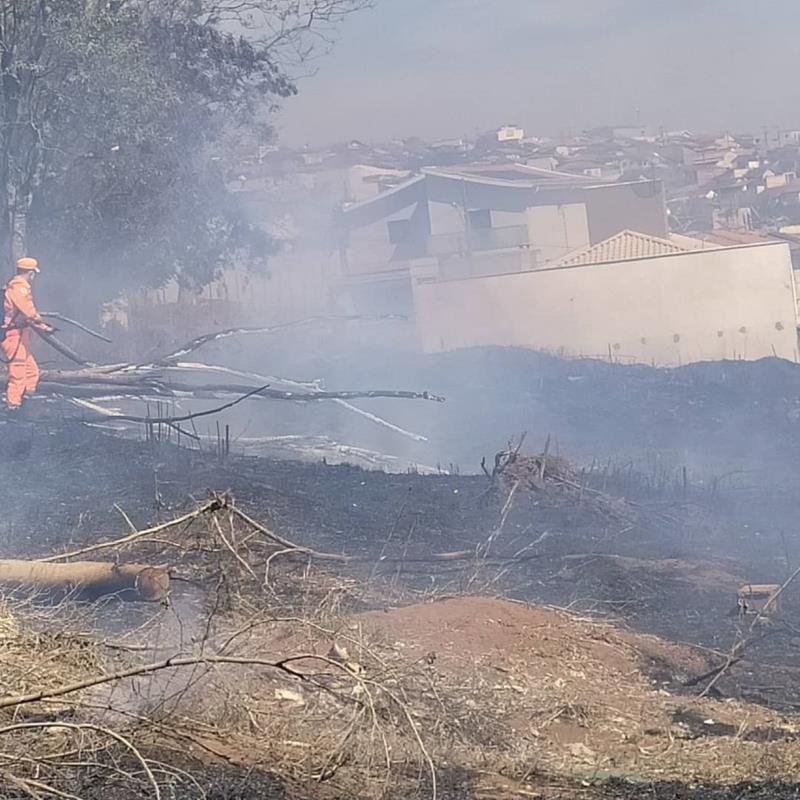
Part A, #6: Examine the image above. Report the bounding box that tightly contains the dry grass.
[4,502,800,798]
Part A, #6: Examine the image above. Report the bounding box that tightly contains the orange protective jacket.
[3,276,45,341]
[3,276,46,407]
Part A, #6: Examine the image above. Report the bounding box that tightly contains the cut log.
[0,560,169,602]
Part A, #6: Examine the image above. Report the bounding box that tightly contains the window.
[468,209,492,229]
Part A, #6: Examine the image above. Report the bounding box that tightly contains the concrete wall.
[525,203,590,262]
[119,249,337,341]
[411,242,799,365]
[343,176,668,277]
[424,174,667,244]
[428,200,465,236]
[346,220,396,272]
[429,195,589,262]
[492,209,527,227]
[583,181,668,242]
[428,202,530,240]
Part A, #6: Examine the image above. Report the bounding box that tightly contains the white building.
[497,125,525,143]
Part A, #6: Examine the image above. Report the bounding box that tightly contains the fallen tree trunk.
[36,370,443,404]
[0,560,169,602]
[37,382,170,398]
[19,319,444,442]
[166,382,444,402]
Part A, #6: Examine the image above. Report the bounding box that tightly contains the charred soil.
[4,417,800,797]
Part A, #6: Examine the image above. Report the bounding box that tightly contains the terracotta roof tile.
[557,229,689,267]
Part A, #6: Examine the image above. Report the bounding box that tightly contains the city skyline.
[279,0,800,146]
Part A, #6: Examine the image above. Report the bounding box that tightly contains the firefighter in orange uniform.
[2,257,54,411]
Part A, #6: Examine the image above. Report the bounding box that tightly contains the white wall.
[430,200,589,260]
[428,200,465,236]
[346,220,396,272]
[492,210,527,228]
[411,242,799,366]
[525,203,590,262]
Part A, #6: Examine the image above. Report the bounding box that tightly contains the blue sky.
[278,0,800,146]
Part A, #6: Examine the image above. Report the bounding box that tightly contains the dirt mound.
[359,597,800,788]
[362,596,642,672]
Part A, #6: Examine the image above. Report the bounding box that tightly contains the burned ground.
[6,348,800,798]
[585,782,800,799]
[4,421,800,689]
[212,337,800,476]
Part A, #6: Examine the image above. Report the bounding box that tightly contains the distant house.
[781,131,800,146]
[712,207,754,231]
[559,158,622,180]
[300,151,324,166]
[660,143,700,166]
[763,182,800,208]
[764,171,796,189]
[430,138,471,153]
[334,164,668,314]
[497,125,525,143]
[588,125,655,141]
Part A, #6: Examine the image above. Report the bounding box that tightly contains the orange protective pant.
[2,331,39,407]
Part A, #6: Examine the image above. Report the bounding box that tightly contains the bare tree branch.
[0,652,349,711]
[38,497,225,563]
[153,314,405,364]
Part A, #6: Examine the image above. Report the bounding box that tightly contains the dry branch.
[170,363,430,441]
[155,314,406,364]
[163,381,443,403]
[34,362,444,440]
[42,378,441,404]
[38,497,224,563]
[24,319,444,437]
[0,723,161,799]
[39,497,550,589]
[229,504,351,563]
[695,563,800,697]
[0,653,342,711]
[332,399,428,442]
[70,398,201,442]
[89,384,269,424]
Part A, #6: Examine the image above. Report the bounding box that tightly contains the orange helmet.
[16,257,39,272]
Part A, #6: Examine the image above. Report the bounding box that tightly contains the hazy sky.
[278,0,800,147]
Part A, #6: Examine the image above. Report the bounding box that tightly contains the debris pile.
[489,446,636,521]
[498,451,579,493]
